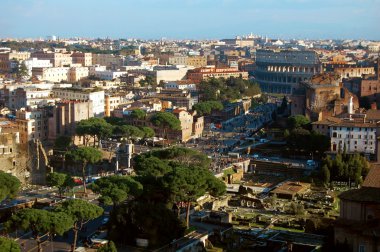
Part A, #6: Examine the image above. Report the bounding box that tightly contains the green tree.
[76,118,113,147]
[164,166,225,228]
[198,77,260,102]
[244,82,261,97]
[130,109,147,120]
[6,209,73,252]
[150,147,211,168]
[113,125,144,140]
[192,101,224,116]
[104,117,125,126]
[278,96,288,114]
[97,241,117,252]
[287,115,310,130]
[65,147,103,193]
[54,136,72,151]
[47,172,75,197]
[150,112,181,143]
[290,202,305,216]
[0,237,20,252]
[140,126,155,139]
[321,165,330,186]
[91,176,143,206]
[108,202,185,248]
[134,156,171,178]
[287,128,311,151]
[0,172,20,202]
[283,129,290,138]
[56,199,103,252]
[18,62,28,78]
[321,153,370,185]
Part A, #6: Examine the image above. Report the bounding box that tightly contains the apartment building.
[153,89,197,110]
[32,49,72,67]
[164,80,197,91]
[52,88,105,116]
[6,88,52,110]
[68,66,89,82]
[32,67,70,82]
[93,69,127,80]
[92,54,124,69]
[0,51,31,72]
[71,52,93,66]
[168,56,188,65]
[154,65,191,84]
[24,58,53,76]
[16,108,49,143]
[187,56,207,68]
[0,83,71,107]
[104,94,133,117]
[313,118,377,155]
[168,55,207,68]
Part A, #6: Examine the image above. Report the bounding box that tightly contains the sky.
[1,0,380,40]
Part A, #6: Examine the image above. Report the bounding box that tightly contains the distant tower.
[138,44,143,56]
[348,96,354,115]
[125,143,134,168]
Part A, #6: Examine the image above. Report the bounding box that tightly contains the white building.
[68,66,89,82]
[164,81,197,90]
[7,88,53,110]
[15,108,49,143]
[24,58,53,76]
[32,67,70,83]
[154,65,193,84]
[313,118,377,155]
[52,88,105,116]
[330,121,376,154]
[93,70,127,80]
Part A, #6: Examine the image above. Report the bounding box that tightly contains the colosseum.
[255,49,322,94]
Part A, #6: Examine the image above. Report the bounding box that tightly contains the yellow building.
[105,95,123,117]
[0,51,31,72]
[187,56,207,68]
[92,54,124,69]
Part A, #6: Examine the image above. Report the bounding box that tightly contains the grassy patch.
[223,168,236,176]
[185,226,197,234]
[271,226,304,233]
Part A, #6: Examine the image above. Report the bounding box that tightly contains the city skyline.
[1,0,380,40]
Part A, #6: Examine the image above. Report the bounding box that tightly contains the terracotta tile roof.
[271,181,310,196]
[339,187,380,203]
[362,165,380,189]
[366,109,380,121]
[172,109,186,114]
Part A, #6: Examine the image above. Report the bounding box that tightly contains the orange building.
[187,67,249,83]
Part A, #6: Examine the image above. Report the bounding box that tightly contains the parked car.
[306,160,316,166]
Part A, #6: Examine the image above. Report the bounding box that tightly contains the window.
[359,244,365,252]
